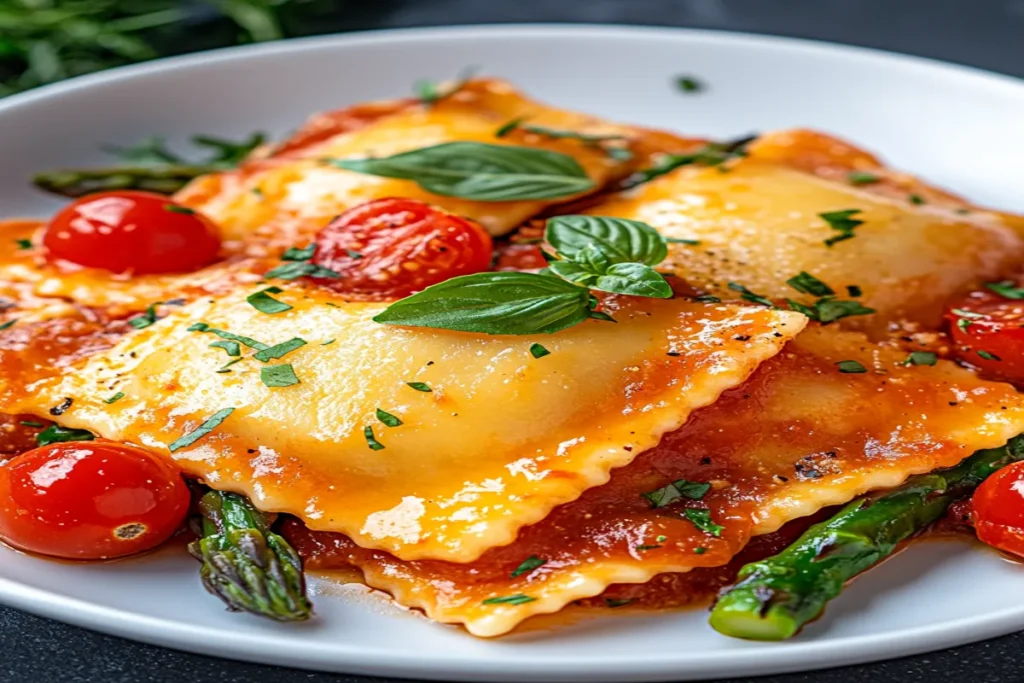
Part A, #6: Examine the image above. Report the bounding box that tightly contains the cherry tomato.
[308,198,493,299]
[945,283,1024,384]
[0,441,190,560]
[42,191,221,274]
[972,461,1024,558]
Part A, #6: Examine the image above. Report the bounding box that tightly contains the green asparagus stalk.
[710,435,1024,641]
[188,489,313,622]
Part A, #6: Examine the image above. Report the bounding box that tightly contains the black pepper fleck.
[49,397,73,416]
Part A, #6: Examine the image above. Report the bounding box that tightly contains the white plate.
[1,24,1023,683]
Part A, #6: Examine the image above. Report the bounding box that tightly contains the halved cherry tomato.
[945,283,1024,384]
[308,198,493,299]
[0,441,190,560]
[42,190,221,274]
[972,461,1024,558]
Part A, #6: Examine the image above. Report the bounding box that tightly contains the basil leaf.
[373,272,593,335]
[814,299,875,324]
[328,142,595,201]
[836,360,867,374]
[376,409,403,427]
[253,337,306,363]
[364,425,385,451]
[903,351,937,366]
[37,424,95,447]
[210,340,241,357]
[592,262,672,299]
[246,287,292,314]
[546,259,597,287]
[643,479,711,508]
[546,215,668,266]
[985,281,1024,300]
[529,343,550,359]
[282,245,315,261]
[265,261,340,281]
[406,382,432,392]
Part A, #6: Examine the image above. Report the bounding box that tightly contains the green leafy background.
[0,0,348,97]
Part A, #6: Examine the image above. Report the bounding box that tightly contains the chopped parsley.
[694,547,707,555]
[482,594,536,606]
[253,338,306,363]
[19,421,43,428]
[129,302,163,330]
[978,350,1001,361]
[985,281,1024,300]
[188,323,269,351]
[495,120,631,160]
[786,271,834,297]
[209,340,241,357]
[801,298,875,324]
[509,555,547,579]
[636,544,662,551]
[261,364,299,387]
[903,351,937,367]
[683,508,723,537]
[727,281,774,307]
[37,424,95,447]
[103,392,125,404]
[951,308,985,333]
[345,249,364,259]
[406,381,432,392]
[246,287,292,315]
[0,318,16,331]
[375,408,403,427]
[846,285,863,298]
[836,360,867,374]
[821,209,865,247]
[665,237,700,245]
[168,407,235,452]
[494,117,524,138]
[216,358,243,373]
[847,171,880,185]
[364,425,385,451]
[414,67,476,106]
[321,339,335,346]
[529,343,550,359]
[164,204,195,215]
[642,479,711,508]
[15,238,31,250]
[264,261,340,281]
[909,193,925,205]
[675,75,704,93]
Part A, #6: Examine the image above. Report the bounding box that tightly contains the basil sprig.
[374,215,673,335]
[327,142,595,201]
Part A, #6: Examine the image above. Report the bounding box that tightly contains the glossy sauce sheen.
[280,326,1024,637]
[2,287,804,562]
[589,129,1024,333]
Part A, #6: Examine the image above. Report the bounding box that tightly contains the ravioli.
[589,130,1024,333]
[4,286,803,562]
[282,325,1024,637]
[176,78,692,251]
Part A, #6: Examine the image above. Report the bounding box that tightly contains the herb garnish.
[15,238,31,250]
[642,479,711,508]
[246,286,292,314]
[985,281,1024,300]
[168,407,235,452]
[529,343,550,359]
[786,272,834,297]
[261,364,299,387]
[103,392,125,404]
[264,261,340,281]
[210,340,241,357]
[728,282,774,307]
[605,598,634,608]
[846,285,863,297]
[282,245,316,261]
[375,408,403,427]
[414,67,476,106]
[903,351,937,366]
[373,216,672,335]
[619,135,756,190]
[636,544,662,551]
[951,308,985,333]
[495,121,631,160]
[216,358,243,373]
[164,204,195,215]
[510,555,547,579]
[364,425,385,451]
[37,425,95,447]
[847,171,880,185]
[836,360,867,374]
[675,75,703,93]
[189,323,269,351]
[978,350,1001,361]
[482,594,536,606]
[253,338,306,363]
[666,237,700,245]
[19,421,43,428]
[406,382,432,392]
[909,194,925,205]
[129,302,164,330]
[327,142,596,201]
[821,209,864,247]
[683,508,724,537]
[0,319,16,331]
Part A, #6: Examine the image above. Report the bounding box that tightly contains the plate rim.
[2,23,1023,682]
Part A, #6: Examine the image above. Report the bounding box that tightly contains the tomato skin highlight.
[42,190,221,275]
[972,461,1024,558]
[945,284,1024,384]
[308,198,493,300]
[0,442,190,560]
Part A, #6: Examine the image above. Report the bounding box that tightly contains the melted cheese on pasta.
[588,130,1024,333]
[284,325,1024,636]
[4,286,803,562]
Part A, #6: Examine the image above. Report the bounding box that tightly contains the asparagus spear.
[709,435,1024,641]
[188,489,313,622]
[32,133,266,198]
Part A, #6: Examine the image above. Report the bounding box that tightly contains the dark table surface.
[7,1,1024,682]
